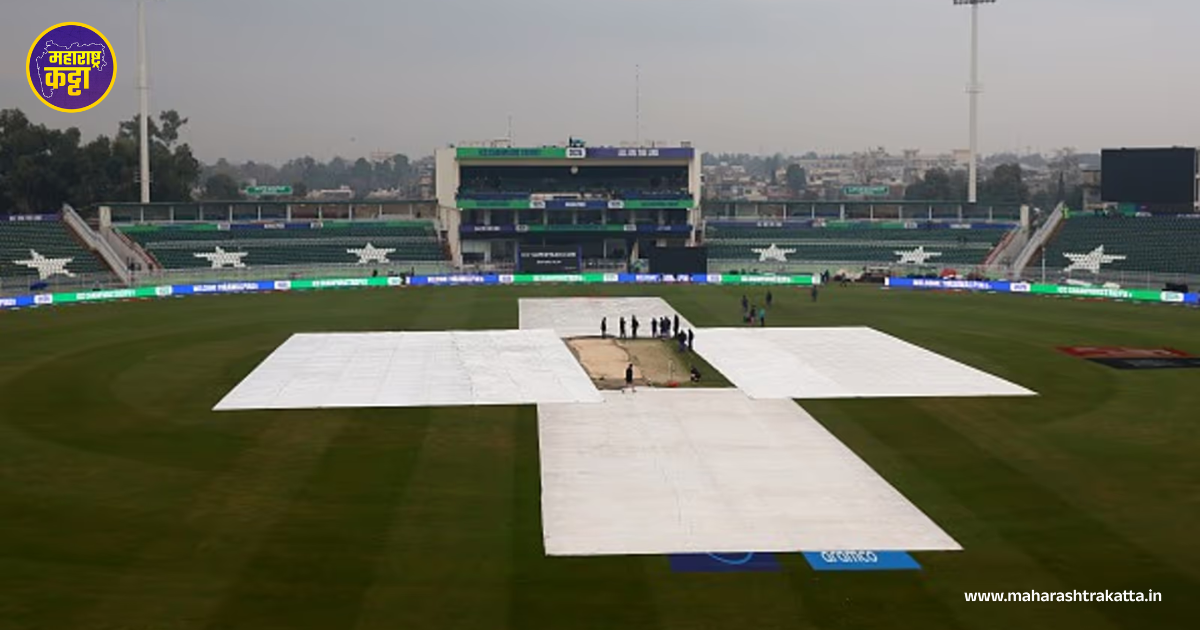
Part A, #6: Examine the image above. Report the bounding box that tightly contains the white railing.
[1011,202,1065,277]
[63,205,130,284]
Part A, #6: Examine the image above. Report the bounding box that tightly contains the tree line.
[0,108,200,213]
[0,107,418,214]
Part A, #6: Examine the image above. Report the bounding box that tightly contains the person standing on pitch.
[766,290,773,308]
[742,294,749,312]
[631,315,640,339]
[673,314,680,337]
[651,317,658,338]
[601,317,608,339]
[624,363,636,393]
[811,284,819,303]
[758,306,766,327]
[619,316,627,339]
[687,328,694,352]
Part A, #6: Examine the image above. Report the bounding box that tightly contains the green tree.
[905,168,958,201]
[116,110,201,202]
[785,164,807,195]
[202,173,242,200]
[980,163,1027,204]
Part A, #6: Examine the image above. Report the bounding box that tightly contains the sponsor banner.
[887,278,1006,292]
[71,288,139,302]
[517,245,581,273]
[4,213,60,222]
[618,274,662,284]
[457,199,693,210]
[456,147,567,159]
[669,553,780,573]
[177,281,270,295]
[803,551,921,572]
[517,274,588,284]
[706,220,1016,231]
[722,275,815,285]
[410,274,493,286]
[888,277,1200,304]
[22,272,1191,313]
[587,147,695,159]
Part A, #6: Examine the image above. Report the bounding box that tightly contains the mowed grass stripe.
[509,412,661,629]
[801,400,1118,630]
[207,410,433,629]
[812,397,1195,629]
[355,406,520,630]
[74,414,351,630]
[644,559,811,630]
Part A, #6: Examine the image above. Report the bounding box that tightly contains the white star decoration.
[347,243,396,264]
[895,246,943,265]
[193,247,249,269]
[14,250,75,280]
[1062,245,1126,273]
[751,243,797,263]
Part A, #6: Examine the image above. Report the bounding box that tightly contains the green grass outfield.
[0,284,1197,630]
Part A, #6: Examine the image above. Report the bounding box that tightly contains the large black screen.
[647,246,708,275]
[1101,148,1196,204]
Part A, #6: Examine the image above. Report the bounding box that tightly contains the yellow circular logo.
[26,22,118,113]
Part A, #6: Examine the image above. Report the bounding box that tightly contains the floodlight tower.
[954,0,995,204]
[137,0,151,203]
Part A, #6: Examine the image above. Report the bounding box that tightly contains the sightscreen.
[517,245,582,273]
[1101,148,1197,204]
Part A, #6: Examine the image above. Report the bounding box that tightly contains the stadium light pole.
[137,0,151,204]
[954,0,995,205]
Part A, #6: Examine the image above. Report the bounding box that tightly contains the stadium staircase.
[1012,203,1065,277]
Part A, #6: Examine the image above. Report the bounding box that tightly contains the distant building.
[307,185,354,201]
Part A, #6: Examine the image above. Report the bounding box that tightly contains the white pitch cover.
[519,297,695,339]
[692,327,1034,399]
[213,330,602,410]
[538,389,962,556]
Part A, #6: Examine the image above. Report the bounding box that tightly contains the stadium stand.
[0,218,111,280]
[1040,215,1200,274]
[704,221,1014,266]
[119,220,446,270]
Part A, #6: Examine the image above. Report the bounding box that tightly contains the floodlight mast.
[137,0,150,203]
[954,0,996,204]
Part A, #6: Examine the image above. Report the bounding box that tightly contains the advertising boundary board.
[885,277,1200,305]
[0,274,820,311]
[6,274,1198,312]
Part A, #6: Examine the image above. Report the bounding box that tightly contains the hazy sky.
[5,0,1200,163]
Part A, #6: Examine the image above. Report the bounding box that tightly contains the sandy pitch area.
[567,337,692,389]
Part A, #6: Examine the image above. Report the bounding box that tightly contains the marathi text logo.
[27,23,117,112]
